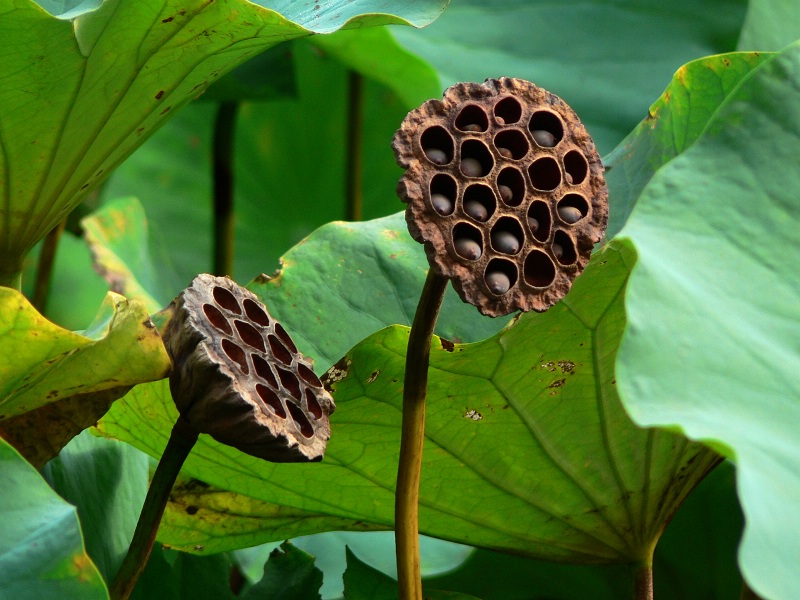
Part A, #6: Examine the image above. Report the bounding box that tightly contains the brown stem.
[345,70,364,221]
[395,269,449,600]
[212,101,239,277]
[32,219,67,313]
[632,562,653,600]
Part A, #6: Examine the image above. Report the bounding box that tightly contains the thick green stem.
[32,219,66,313]
[109,417,198,600]
[212,101,239,277]
[395,269,449,600]
[345,70,364,221]
[632,562,653,600]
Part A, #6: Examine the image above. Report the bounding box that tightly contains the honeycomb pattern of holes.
[273,322,298,354]
[234,320,266,352]
[461,183,496,222]
[298,362,322,388]
[202,304,232,335]
[252,354,278,388]
[557,193,590,223]
[242,298,270,327]
[527,201,552,242]
[455,104,489,132]
[493,129,529,160]
[429,173,457,216]
[255,383,287,419]
[268,334,293,365]
[563,150,589,185]
[305,387,323,420]
[452,222,483,261]
[276,366,302,399]
[484,258,518,296]
[490,217,524,256]
[552,230,578,265]
[286,400,315,438]
[494,96,522,125]
[420,125,454,165]
[460,139,494,177]
[528,156,562,191]
[523,249,557,288]
[528,110,564,146]
[497,167,526,207]
[221,338,249,374]
[213,286,241,314]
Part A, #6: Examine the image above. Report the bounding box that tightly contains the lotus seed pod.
[454,238,482,260]
[393,77,608,316]
[431,193,454,215]
[163,274,335,462]
[425,148,448,165]
[557,206,583,224]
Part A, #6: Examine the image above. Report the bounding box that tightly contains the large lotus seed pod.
[163,274,334,462]
[393,77,608,316]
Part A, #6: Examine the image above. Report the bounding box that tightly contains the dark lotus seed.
[491,230,521,255]
[552,243,564,259]
[454,238,482,260]
[532,130,556,147]
[558,205,583,224]
[464,199,489,221]
[499,185,513,203]
[527,217,539,233]
[461,157,483,177]
[485,271,511,295]
[425,148,448,165]
[431,193,453,215]
[462,124,482,132]
[498,147,513,159]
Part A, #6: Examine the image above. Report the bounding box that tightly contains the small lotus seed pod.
[163,274,335,462]
[454,238,482,260]
[485,271,511,295]
[527,216,539,234]
[425,148,448,165]
[552,243,564,259]
[532,129,556,147]
[462,124,483,132]
[499,185,513,204]
[557,206,583,224]
[491,230,521,255]
[461,157,483,177]
[498,147,513,159]
[431,193,454,215]
[464,199,489,222]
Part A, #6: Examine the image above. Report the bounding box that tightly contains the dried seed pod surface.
[393,77,608,316]
[163,274,334,462]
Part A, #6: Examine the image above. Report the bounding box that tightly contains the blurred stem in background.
[213,101,239,277]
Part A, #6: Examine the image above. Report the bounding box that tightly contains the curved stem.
[395,269,449,600]
[632,562,653,600]
[345,70,364,221]
[212,101,239,277]
[32,218,66,313]
[109,417,198,600]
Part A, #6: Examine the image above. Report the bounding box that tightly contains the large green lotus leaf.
[0,436,107,599]
[615,42,800,599]
[0,0,446,282]
[242,541,322,600]
[738,0,800,51]
[98,241,718,563]
[129,545,234,600]
[0,287,170,465]
[390,0,747,154]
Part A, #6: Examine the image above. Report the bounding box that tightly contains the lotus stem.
[32,219,67,312]
[212,101,239,277]
[632,561,653,600]
[345,70,364,221]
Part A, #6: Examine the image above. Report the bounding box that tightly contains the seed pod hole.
[497,167,525,206]
[274,322,298,354]
[221,338,249,374]
[528,111,564,146]
[256,384,287,418]
[298,363,322,388]
[243,298,270,327]
[494,96,522,125]
[234,320,266,352]
[420,126,454,165]
[523,250,556,288]
[286,401,315,438]
[484,258,518,296]
[528,157,562,191]
[305,388,323,419]
[462,184,496,222]
[452,222,483,261]
[252,354,278,388]
[460,140,494,178]
[494,129,529,160]
[527,201,552,241]
[277,367,302,399]
[213,286,241,314]
[431,193,453,216]
[428,173,457,216]
[455,104,489,133]
[563,150,589,185]
[553,230,577,265]
[490,217,524,255]
[202,304,232,335]
[268,335,293,365]
[557,194,589,224]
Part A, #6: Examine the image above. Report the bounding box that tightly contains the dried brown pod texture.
[163,274,334,462]
[393,77,609,316]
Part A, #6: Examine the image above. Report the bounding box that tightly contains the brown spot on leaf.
[440,338,455,352]
[155,90,164,100]
[548,378,566,388]
[162,16,174,23]
[186,505,199,515]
